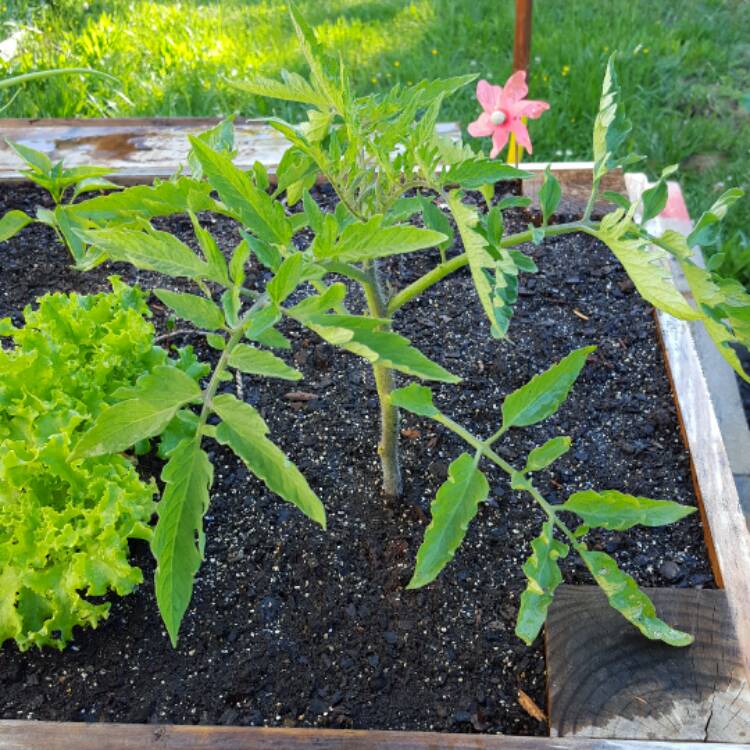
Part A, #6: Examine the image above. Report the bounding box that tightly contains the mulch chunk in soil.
[0,183,713,735]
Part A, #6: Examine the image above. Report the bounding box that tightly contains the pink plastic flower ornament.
[467,71,550,157]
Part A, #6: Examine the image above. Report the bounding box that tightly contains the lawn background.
[1,0,748,269]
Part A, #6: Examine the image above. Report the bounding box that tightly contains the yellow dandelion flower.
[394,60,400,68]
[431,48,438,56]
[561,64,570,76]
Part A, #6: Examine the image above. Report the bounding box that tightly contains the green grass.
[1,0,749,243]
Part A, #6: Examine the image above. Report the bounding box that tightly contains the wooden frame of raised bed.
[0,120,748,749]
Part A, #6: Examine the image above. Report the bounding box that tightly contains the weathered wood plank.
[0,118,462,183]
[0,720,745,750]
[546,586,750,742]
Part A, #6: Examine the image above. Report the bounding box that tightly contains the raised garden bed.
[0,154,748,748]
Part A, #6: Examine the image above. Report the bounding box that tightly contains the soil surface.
[0,183,713,735]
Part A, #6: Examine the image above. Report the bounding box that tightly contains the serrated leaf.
[268,253,303,304]
[80,225,211,280]
[71,176,121,200]
[318,215,447,262]
[0,210,32,242]
[151,437,213,646]
[502,346,595,429]
[228,343,301,380]
[7,139,53,174]
[641,180,668,223]
[71,366,201,458]
[303,189,325,233]
[420,198,453,251]
[540,166,561,225]
[212,394,326,528]
[562,489,696,530]
[190,212,230,286]
[408,453,489,588]
[390,383,440,418]
[592,56,632,180]
[384,197,422,225]
[206,332,226,350]
[524,436,571,473]
[579,550,693,646]
[448,192,514,339]
[594,212,700,320]
[496,195,533,211]
[230,71,330,109]
[188,136,292,245]
[187,117,235,180]
[688,188,744,247]
[66,177,216,223]
[154,290,224,331]
[288,282,347,319]
[445,159,532,189]
[515,521,569,644]
[301,313,460,383]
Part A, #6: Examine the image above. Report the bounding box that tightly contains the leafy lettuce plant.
[0,279,164,650]
[391,352,697,647]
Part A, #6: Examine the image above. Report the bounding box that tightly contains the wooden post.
[507,0,533,165]
[512,0,533,73]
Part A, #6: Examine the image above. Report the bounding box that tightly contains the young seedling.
[391,349,697,647]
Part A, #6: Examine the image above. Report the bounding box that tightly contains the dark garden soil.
[0,183,713,736]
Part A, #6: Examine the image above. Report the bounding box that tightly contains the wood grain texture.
[0,721,746,750]
[546,586,750,742]
[0,118,461,183]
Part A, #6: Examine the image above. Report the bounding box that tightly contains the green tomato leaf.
[66,177,216,224]
[188,135,292,245]
[317,215,448,262]
[300,313,460,383]
[407,453,489,589]
[515,521,569,645]
[152,437,213,647]
[448,191,522,339]
[230,70,330,109]
[154,289,224,331]
[390,383,440,418]
[190,211,231,287]
[524,436,572,473]
[539,166,561,225]
[0,209,32,242]
[562,489,696,530]
[641,179,668,223]
[502,346,595,429]
[81,225,211,280]
[268,253,303,304]
[228,343,302,380]
[687,188,744,248]
[445,159,532,189]
[419,198,454,251]
[71,366,201,459]
[212,393,326,528]
[594,210,701,320]
[579,549,693,646]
